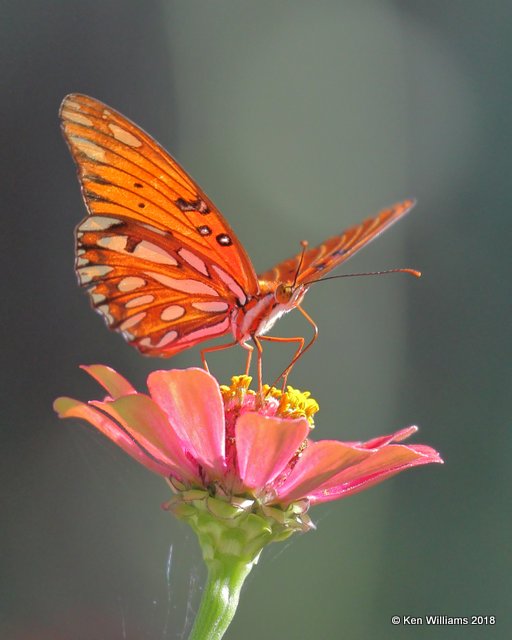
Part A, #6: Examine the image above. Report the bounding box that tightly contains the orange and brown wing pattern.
[76,214,243,356]
[258,200,416,286]
[60,94,259,297]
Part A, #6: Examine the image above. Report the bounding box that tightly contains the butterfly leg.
[252,335,265,397]
[241,342,254,376]
[258,334,304,390]
[200,340,238,373]
[272,305,319,388]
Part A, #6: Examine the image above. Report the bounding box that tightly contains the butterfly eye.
[274,283,293,304]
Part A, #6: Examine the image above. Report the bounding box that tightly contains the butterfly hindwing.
[258,200,416,286]
[76,214,239,356]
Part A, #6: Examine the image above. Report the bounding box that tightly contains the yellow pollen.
[265,385,319,427]
[221,375,319,427]
[220,375,255,402]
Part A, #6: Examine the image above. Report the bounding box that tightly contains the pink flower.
[54,366,442,517]
[54,364,443,640]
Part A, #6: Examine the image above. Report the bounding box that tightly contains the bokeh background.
[2,1,511,638]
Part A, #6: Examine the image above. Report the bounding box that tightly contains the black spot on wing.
[175,197,210,215]
[83,191,111,203]
[197,225,212,236]
[216,233,232,246]
[84,174,112,186]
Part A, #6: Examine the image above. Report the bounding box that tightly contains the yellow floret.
[221,375,319,428]
[220,375,255,402]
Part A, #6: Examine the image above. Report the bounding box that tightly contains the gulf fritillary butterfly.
[60,94,417,385]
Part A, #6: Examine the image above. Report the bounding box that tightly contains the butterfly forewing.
[60,94,259,297]
[258,200,416,285]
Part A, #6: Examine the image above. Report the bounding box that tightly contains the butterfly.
[60,94,417,387]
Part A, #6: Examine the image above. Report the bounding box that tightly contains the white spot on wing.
[125,294,155,308]
[178,248,209,276]
[147,272,218,296]
[118,276,146,292]
[78,265,114,284]
[97,235,128,252]
[211,265,247,305]
[76,256,88,267]
[160,305,186,321]
[154,330,178,348]
[90,291,106,304]
[140,223,168,236]
[97,304,114,324]
[192,301,229,313]
[62,109,93,127]
[64,99,82,111]
[120,312,146,331]
[70,136,106,162]
[79,216,122,231]
[133,241,177,266]
[107,124,142,147]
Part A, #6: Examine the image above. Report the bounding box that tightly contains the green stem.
[188,556,254,640]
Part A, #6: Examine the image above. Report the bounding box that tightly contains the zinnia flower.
[54,366,442,640]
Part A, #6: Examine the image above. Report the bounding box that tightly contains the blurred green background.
[2,1,510,638]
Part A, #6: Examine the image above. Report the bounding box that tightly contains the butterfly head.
[272,239,309,307]
[274,282,307,307]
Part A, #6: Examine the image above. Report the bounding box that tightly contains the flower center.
[220,375,319,427]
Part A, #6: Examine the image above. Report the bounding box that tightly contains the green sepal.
[165,488,314,566]
[166,489,315,639]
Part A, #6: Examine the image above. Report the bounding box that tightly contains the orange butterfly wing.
[76,214,247,356]
[257,200,416,286]
[60,94,259,355]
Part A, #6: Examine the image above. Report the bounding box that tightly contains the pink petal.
[358,425,418,450]
[53,397,173,476]
[308,443,443,504]
[80,364,136,398]
[91,395,199,483]
[236,414,310,489]
[147,368,226,475]
[275,440,372,504]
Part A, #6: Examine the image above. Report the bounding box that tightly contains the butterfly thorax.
[232,282,307,343]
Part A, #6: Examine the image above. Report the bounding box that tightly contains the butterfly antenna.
[292,241,309,287]
[305,267,421,286]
